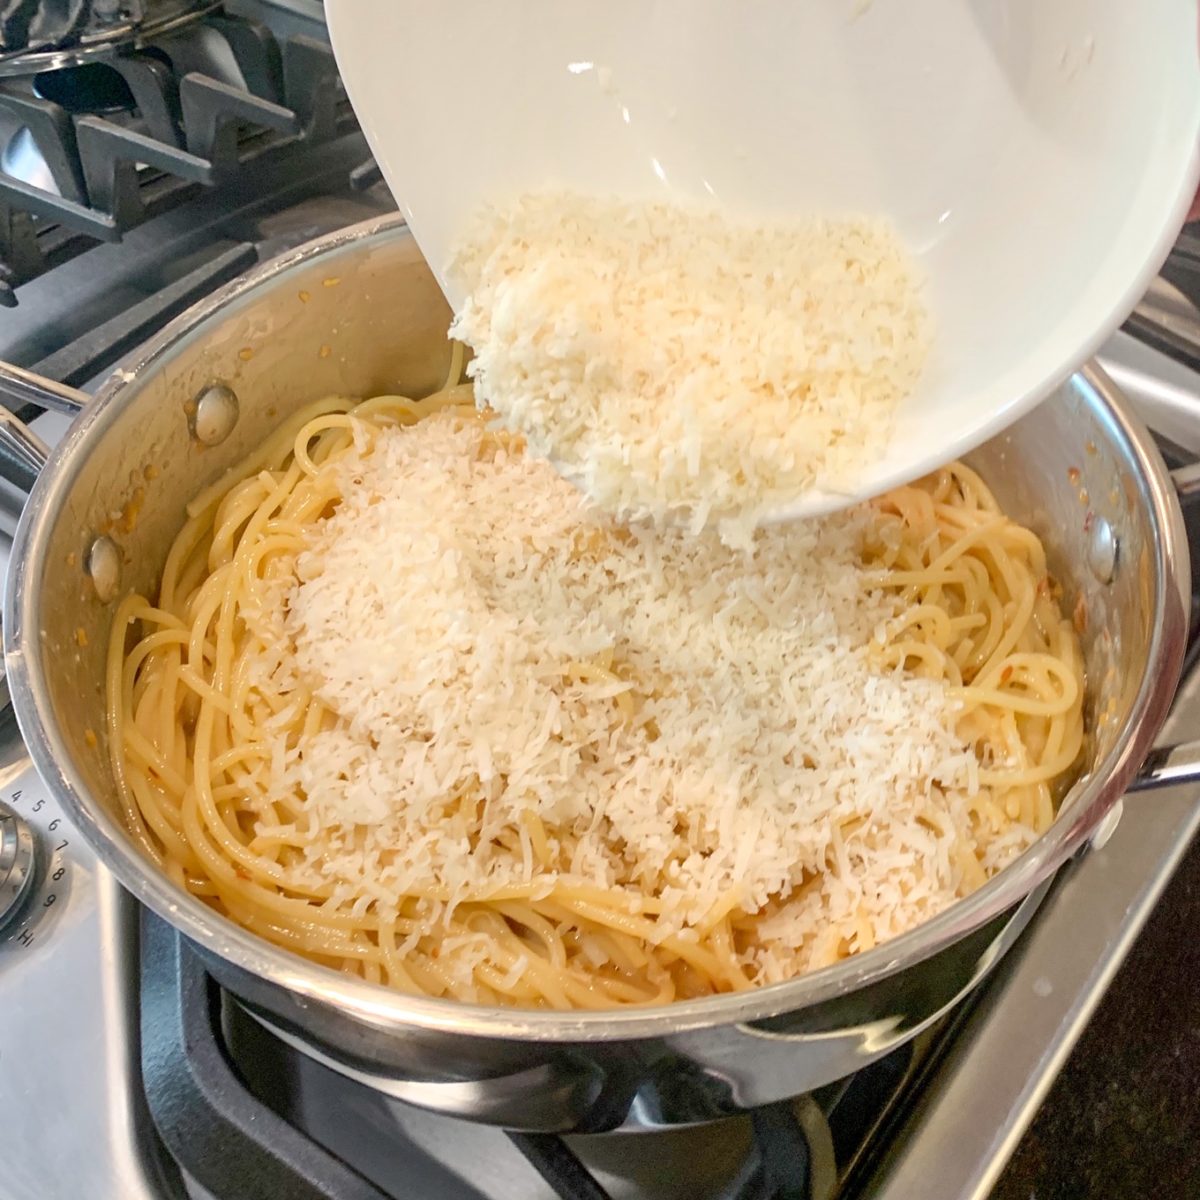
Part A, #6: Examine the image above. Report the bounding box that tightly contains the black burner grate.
[0,4,348,305]
[140,908,392,1200]
[138,910,933,1200]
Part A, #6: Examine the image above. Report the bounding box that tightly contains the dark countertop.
[991,833,1200,1199]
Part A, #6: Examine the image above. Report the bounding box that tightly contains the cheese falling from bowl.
[447,191,931,545]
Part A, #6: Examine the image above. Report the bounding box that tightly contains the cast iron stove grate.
[139,909,944,1200]
[0,2,351,307]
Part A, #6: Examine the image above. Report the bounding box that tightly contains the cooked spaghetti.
[106,352,1085,1009]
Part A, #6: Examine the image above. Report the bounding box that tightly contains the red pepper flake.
[1067,466,1081,484]
[1073,592,1088,634]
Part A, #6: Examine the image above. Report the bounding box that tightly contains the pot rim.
[4,213,1190,1042]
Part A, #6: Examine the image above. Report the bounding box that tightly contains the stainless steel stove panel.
[0,717,173,1200]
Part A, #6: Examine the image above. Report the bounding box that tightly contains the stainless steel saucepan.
[3,214,1200,1133]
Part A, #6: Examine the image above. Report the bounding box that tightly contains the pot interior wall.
[26,220,1167,900]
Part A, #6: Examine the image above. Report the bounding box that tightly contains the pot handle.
[1127,741,1200,792]
[0,360,88,417]
[0,361,87,493]
[0,407,51,479]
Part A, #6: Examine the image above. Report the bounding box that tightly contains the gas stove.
[3,8,1200,1198]
[0,0,339,308]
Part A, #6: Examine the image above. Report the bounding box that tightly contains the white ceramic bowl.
[327,0,1200,514]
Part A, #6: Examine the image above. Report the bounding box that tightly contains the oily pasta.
[106,353,1084,1010]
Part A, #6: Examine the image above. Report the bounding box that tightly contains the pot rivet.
[86,536,121,602]
[190,384,239,447]
[1086,516,1118,584]
[1091,798,1123,851]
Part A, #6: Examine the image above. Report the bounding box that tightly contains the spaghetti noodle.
[106,353,1085,1009]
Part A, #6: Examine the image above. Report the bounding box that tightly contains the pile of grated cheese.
[448,192,931,547]
[260,412,1031,983]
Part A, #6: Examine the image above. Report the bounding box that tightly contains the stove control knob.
[0,800,37,933]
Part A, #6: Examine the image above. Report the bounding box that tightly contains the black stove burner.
[137,909,946,1200]
[32,57,135,108]
[0,5,346,306]
[140,910,392,1200]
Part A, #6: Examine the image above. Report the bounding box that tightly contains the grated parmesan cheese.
[448,192,930,546]
[260,413,1027,983]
